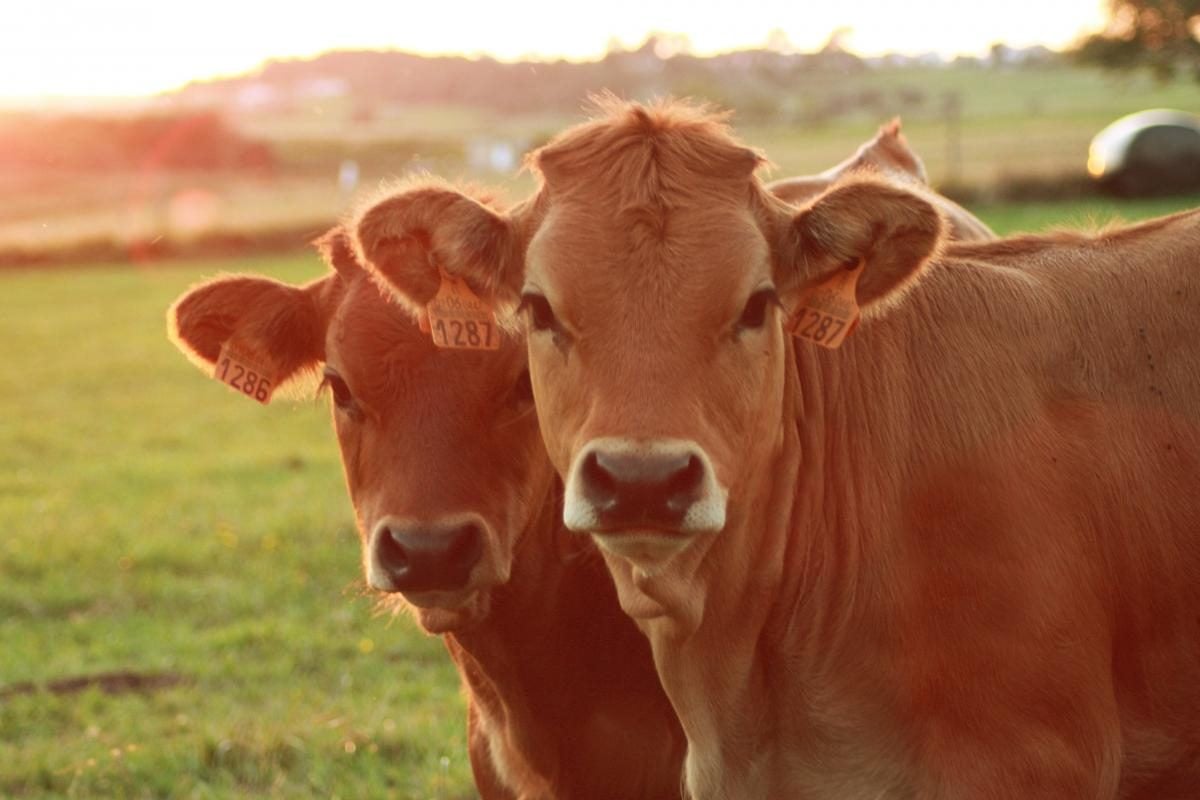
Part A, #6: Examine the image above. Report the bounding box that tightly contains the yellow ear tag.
[213,343,276,404]
[787,260,865,350]
[425,267,500,351]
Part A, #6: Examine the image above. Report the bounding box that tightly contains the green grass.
[0,256,474,799]
[3,192,1200,798]
[976,192,1200,235]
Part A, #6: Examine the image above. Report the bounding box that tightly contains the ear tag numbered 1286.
[787,260,865,350]
[213,343,276,404]
[426,267,500,351]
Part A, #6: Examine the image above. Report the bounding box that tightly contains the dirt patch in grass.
[0,670,189,700]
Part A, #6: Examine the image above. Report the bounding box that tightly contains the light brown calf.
[168,219,685,800]
[768,118,994,241]
[357,100,1200,800]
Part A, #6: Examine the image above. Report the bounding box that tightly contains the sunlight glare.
[0,0,1108,101]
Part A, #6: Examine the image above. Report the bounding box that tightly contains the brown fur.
[357,98,1200,800]
[167,225,685,800]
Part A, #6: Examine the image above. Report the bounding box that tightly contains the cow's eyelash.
[320,368,359,415]
[518,292,561,333]
[737,287,782,330]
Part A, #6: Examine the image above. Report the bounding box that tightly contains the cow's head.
[769,118,929,206]
[168,209,552,633]
[357,100,944,576]
[841,117,928,183]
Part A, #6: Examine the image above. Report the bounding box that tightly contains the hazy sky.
[3,0,1109,100]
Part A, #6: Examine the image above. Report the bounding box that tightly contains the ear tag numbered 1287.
[787,260,865,350]
[426,267,500,351]
[213,343,276,404]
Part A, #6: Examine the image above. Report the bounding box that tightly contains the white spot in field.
[166,188,221,237]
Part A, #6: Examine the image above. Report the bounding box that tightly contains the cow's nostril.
[664,455,704,514]
[378,528,412,574]
[580,451,619,511]
[446,522,484,574]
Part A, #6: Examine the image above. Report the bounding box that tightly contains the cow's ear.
[858,118,928,184]
[353,185,521,313]
[168,273,331,397]
[778,176,945,313]
[314,225,366,281]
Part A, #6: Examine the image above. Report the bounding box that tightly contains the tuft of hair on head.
[312,226,364,281]
[528,93,767,193]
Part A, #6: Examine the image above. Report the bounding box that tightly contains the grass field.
[0,256,473,799]
[3,193,1199,799]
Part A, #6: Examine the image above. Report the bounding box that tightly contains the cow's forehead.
[327,278,524,405]
[329,279,428,367]
[526,198,773,316]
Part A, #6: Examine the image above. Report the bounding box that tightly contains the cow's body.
[768,119,994,241]
[353,100,1200,799]
[168,227,685,800]
[622,212,1200,799]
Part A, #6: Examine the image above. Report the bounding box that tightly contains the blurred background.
[2,1,1198,797]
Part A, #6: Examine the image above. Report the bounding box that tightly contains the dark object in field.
[0,670,187,700]
[1088,109,1200,196]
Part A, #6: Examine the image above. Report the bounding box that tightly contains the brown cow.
[767,118,994,241]
[167,213,686,800]
[356,99,1200,799]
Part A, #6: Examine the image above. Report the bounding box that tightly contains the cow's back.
[831,210,1200,795]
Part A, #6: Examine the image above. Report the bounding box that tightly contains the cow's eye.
[518,292,560,334]
[737,288,779,331]
[508,369,534,408]
[321,369,356,413]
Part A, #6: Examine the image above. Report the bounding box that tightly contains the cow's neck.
[628,325,907,797]
[444,483,681,796]
[445,484,571,696]
[771,327,906,648]
[441,489,576,784]
[623,330,885,631]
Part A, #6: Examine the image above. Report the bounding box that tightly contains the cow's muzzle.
[564,438,727,541]
[369,519,484,594]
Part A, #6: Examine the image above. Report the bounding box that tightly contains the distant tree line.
[1076,0,1200,81]
[167,37,1059,121]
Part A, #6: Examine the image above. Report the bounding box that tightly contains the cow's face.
[169,226,553,634]
[847,118,928,183]
[323,277,549,633]
[519,191,783,570]
[357,102,944,578]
